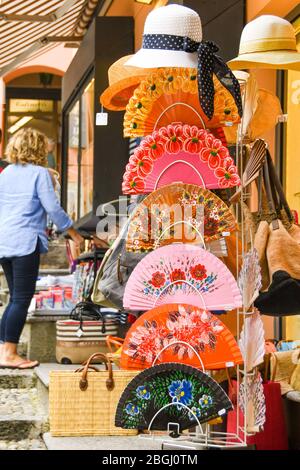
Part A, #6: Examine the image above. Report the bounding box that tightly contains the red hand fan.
[122,124,240,194]
[123,244,242,311]
[120,303,243,371]
[123,68,240,138]
[125,183,238,252]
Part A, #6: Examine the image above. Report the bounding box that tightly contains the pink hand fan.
[122,124,241,194]
[123,244,242,311]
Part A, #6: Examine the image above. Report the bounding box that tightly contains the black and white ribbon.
[142,34,243,120]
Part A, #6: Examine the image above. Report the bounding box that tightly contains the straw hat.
[100,55,154,111]
[224,88,282,143]
[228,15,300,71]
[125,4,202,68]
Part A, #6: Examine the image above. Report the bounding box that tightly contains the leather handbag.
[92,196,146,309]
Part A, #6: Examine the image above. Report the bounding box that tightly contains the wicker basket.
[49,353,138,436]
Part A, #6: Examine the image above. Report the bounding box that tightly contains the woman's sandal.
[0,360,39,370]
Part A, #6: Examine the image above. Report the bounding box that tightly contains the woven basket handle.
[79,353,114,392]
[106,336,124,353]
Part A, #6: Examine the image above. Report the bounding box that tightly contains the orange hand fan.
[122,124,241,194]
[120,304,243,371]
[126,183,237,252]
[123,68,241,138]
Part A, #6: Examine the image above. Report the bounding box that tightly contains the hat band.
[239,37,297,55]
[142,34,243,120]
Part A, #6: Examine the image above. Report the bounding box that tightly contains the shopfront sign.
[9,99,53,113]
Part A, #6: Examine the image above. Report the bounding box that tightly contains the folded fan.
[120,303,243,371]
[123,244,242,311]
[122,124,241,194]
[230,139,267,203]
[115,363,233,432]
[123,68,240,138]
[126,183,238,252]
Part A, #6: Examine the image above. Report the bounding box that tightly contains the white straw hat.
[228,15,300,71]
[125,4,202,68]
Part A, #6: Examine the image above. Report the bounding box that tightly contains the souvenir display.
[100,55,156,111]
[238,248,262,310]
[239,310,265,372]
[123,68,241,137]
[115,363,233,432]
[120,303,243,371]
[122,124,241,194]
[50,2,294,448]
[228,15,300,71]
[125,183,237,252]
[123,244,242,311]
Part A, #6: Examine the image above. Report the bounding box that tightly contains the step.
[0,387,48,440]
[0,369,36,389]
[0,438,46,450]
[43,433,164,451]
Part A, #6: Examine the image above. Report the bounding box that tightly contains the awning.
[0,0,101,77]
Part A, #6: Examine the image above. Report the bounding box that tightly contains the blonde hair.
[5,128,48,166]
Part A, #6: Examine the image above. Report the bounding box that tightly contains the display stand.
[137,75,261,450]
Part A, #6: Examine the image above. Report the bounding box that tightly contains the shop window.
[67,100,80,221]
[65,76,94,221]
[284,15,300,339]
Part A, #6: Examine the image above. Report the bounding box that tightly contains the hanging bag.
[92,196,146,308]
[254,152,300,315]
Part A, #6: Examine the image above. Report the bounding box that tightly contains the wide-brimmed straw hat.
[228,15,300,71]
[100,55,154,111]
[125,4,202,68]
[125,4,243,121]
[224,71,282,143]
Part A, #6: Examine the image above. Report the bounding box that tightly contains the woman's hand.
[67,227,85,248]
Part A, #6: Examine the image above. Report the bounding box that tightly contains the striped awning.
[0,0,100,76]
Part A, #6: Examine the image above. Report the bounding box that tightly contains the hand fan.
[123,68,240,138]
[126,183,238,252]
[239,371,266,433]
[115,363,233,432]
[122,124,241,194]
[230,139,267,203]
[238,248,262,310]
[123,244,242,311]
[239,309,265,372]
[120,303,243,371]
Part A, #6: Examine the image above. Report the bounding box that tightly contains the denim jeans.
[0,245,40,344]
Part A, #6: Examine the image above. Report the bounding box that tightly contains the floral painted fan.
[123,244,242,311]
[115,363,233,432]
[123,68,241,138]
[122,125,241,194]
[238,248,262,310]
[120,304,243,371]
[126,183,237,252]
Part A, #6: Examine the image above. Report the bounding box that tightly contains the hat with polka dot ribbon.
[125,4,242,120]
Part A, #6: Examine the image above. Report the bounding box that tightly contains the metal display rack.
[137,75,262,450]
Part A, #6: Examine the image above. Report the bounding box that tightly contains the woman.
[0,128,84,369]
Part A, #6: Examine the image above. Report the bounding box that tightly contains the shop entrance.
[4,72,62,171]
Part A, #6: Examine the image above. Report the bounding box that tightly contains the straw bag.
[49,353,138,436]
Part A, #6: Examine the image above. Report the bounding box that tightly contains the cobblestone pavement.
[0,388,38,417]
[0,439,46,450]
